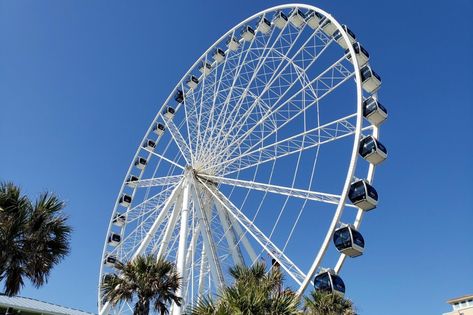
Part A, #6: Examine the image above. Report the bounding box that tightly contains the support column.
[172,177,191,315]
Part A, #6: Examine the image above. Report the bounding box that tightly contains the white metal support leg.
[172,178,191,315]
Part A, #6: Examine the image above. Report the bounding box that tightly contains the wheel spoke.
[199,174,357,209]
[144,148,186,170]
[202,55,355,174]
[191,183,225,289]
[198,177,306,285]
[200,16,301,162]
[211,113,357,175]
[213,197,245,265]
[204,30,333,167]
[131,181,183,260]
[133,175,183,188]
[161,114,193,165]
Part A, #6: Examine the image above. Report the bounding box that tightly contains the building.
[443,294,473,315]
[0,295,94,315]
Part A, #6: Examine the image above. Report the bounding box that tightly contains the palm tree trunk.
[133,297,150,315]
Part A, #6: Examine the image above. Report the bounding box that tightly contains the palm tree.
[304,290,356,315]
[189,262,300,315]
[101,255,182,315]
[0,182,71,296]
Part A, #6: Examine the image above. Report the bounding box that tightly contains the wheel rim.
[98,4,385,314]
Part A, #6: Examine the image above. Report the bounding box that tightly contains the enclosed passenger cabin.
[333,25,356,49]
[104,254,118,267]
[345,42,370,67]
[314,269,346,296]
[348,180,378,211]
[227,36,240,51]
[126,175,139,187]
[258,17,272,34]
[108,233,121,246]
[113,213,126,227]
[290,9,306,28]
[320,17,337,36]
[306,11,324,29]
[174,89,184,103]
[273,11,288,29]
[162,106,175,119]
[119,194,132,207]
[359,136,387,165]
[333,225,365,257]
[153,123,166,136]
[134,156,147,170]
[361,65,382,93]
[363,96,388,126]
[143,139,156,150]
[213,48,226,62]
[199,62,212,75]
[186,75,199,89]
[242,26,255,41]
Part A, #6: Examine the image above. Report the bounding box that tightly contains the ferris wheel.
[98,3,388,314]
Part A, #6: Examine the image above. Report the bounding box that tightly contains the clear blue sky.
[1,0,472,314]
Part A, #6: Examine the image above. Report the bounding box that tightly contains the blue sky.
[1,0,472,314]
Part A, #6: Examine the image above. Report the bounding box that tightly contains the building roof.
[447,294,473,304]
[0,295,95,315]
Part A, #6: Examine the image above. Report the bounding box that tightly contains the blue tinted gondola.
[306,11,324,29]
[360,65,382,93]
[104,254,118,267]
[258,17,272,34]
[242,26,255,41]
[108,233,121,246]
[348,180,378,211]
[214,48,226,62]
[113,213,126,227]
[363,96,388,126]
[186,75,199,89]
[143,139,156,150]
[314,270,346,295]
[227,36,240,51]
[174,90,184,103]
[162,106,175,119]
[345,42,370,67]
[119,194,132,207]
[359,136,387,165]
[199,62,212,75]
[134,156,147,170]
[126,175,139,187]
[290,9,306,28]
[333,225,365,257]
[153,123,166,136]
[320,17,337,36]
[273,11,288,29]
[333,25,356,49]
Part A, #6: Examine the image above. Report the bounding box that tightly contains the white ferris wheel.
[98,3,388,314]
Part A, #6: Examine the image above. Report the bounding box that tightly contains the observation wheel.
[98,4,388,314]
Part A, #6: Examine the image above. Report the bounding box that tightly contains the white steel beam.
[216,114,358,175]
[161,114,193,165]
[133,175,183,188]
[200,174,357,209]
[192,184,225,290]
[172,179,191,315]
[199,179,306,285]
[156,193,183,259]
[213,194,245,266]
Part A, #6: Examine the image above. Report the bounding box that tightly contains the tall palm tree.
[189,262,300,315]
[101,255,182,315]
[304,290,356,315]
[0,182,71,296]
